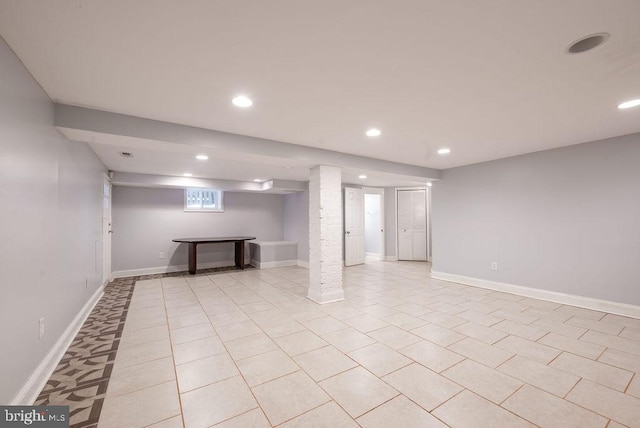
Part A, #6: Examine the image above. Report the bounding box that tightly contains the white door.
[344,187,365,266]
[397,189,427,261]
[102,176,112,285]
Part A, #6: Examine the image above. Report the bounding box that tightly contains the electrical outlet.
[491,262,498,271]
[159,252,165,259]
[38,317,45,339]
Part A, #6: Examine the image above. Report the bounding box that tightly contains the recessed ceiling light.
[232,95,253,108]
[567,33,609,54]
[253,179,262,182]
[195,154,208,160]
[427,182,433,187]
[618,99,640,109]
[366,128,381,137]
[183,173,193,177]
[359,175,367,179]
[437,148,451,155]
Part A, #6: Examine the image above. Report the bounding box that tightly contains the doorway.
[364,188,385,262]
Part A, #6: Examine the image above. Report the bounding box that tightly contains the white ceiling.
[1,0,640,185]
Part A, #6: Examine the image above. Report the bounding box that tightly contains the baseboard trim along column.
[12,286,105,405]
[430,271,640,319]
[307,287,345,304]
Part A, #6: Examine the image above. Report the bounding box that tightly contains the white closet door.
[344,187,365,266]
[397,189,427,261]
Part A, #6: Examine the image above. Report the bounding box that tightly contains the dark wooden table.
[172,237,256,275]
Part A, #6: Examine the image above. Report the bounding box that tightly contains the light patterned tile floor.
[94,261,640,427]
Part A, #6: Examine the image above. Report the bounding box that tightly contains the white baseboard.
[250,241,297,246]
[12,286,104,405]
[384,256,398,262]
[430,271,640,319]
[250,259,298,269]
[297,260,309,269]
[365,253,382,262]
[307,288,345,304]
[112,260,247,278]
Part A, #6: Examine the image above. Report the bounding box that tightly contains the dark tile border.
[35,265,253,427]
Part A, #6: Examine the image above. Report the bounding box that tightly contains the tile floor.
[96,262,640,427]
[36,275,137,427]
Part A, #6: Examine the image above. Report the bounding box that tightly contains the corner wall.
[283,190,309,263]
[432,133,640,306]
[0,36,106,403]
[384,187,397,259]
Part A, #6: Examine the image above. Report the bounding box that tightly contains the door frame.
[363,187,385,262]
[102,174,112,286]
[395,186,431,262]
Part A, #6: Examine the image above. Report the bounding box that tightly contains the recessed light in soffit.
[567,33,609,54]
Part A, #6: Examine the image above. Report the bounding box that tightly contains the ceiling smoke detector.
[567,33,609,54]
[119,151,134,158]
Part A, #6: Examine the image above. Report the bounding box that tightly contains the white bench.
[249,241,298,269]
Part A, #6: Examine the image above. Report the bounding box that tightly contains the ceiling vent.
[119,151,134,158]
[567,33,609,54]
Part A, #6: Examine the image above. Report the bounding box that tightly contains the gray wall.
[112,187,285,272]
[432,133,640,306]
[283,190,309,262]
[384,187,397,258]
[0,37,106,403]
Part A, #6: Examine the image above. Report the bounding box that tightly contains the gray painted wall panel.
[384,187,397,257]
[432,133,640,305]
[283,190,310,262]
[112,187,285,271]
[0,36,105,403]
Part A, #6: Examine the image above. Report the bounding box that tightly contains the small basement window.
[184,188,224,212]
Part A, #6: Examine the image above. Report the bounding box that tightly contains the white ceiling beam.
[55,104,440,180]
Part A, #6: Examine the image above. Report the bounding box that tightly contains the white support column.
[308,165,344,304]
